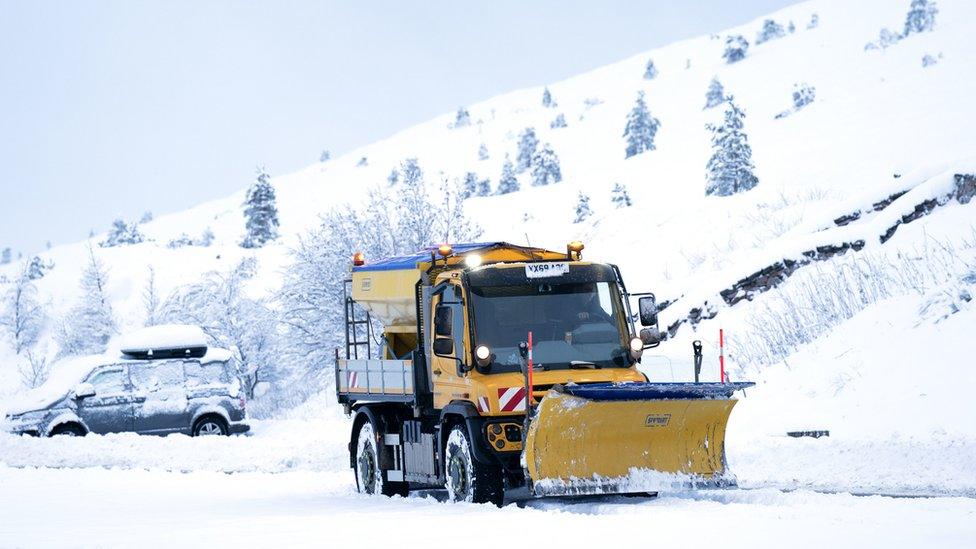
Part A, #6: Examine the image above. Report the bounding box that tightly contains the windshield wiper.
[569,361,599,369]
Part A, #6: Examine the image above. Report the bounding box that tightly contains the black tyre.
[354,421,409,497]
[192,416,228,437]
[444,425,504,506]
[49,423,86,437]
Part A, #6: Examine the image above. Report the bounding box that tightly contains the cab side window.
[87,368,126,394]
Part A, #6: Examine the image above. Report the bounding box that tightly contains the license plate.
[525,262,569,278]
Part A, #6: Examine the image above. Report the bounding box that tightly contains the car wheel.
[192,416,228,436]
[444,425,504,506]
[49,423,86,437]
[354,420,409,497]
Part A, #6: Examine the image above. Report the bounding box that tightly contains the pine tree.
[643,59,658,80]
[516,127,539,172]
[542,87,556,108]
[476,178,492,197]
[461,172,479,199]
[139,211,153,224]
[387,168,399,186]
[319,150,331,162]
[143,266,159,327]
[623,91,661,158]
[0,247,10,265]
[705,96,759,197]
[807,13,819,29]
[550,113,567,129]
[904,0,938,35]
[755,19,785,44]
[2,264,45,354]
[792,83,816,109]
[101,219,144,247]
[478,143,489,161]
[56,247,116,357]
[611,183,632,208]
[723,35,749,64]
[25,256,52,280]
[531,144,562,186]
[357,157,368,167]
[573,192,592,224]
[496,157,519,195]
[788,21,796,33]
[241,168,280,248]
[453,107,471,128]
[704,77,725,110]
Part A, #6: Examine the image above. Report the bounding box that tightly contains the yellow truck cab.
[335,241,751,505]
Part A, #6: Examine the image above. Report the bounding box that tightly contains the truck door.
[130,360,190,434]
[76,366,135,434]
[430,283,472,409]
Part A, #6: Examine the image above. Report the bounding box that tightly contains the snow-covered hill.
[1,0,975,454]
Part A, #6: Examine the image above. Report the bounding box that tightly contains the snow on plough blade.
[524,382,755,496]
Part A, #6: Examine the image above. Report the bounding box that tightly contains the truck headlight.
[475,345,493,367]
[629,337,644,360]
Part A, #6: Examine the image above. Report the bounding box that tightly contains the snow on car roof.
[118,324,209,353]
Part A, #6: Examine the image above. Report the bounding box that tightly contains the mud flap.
[523,382,753,496]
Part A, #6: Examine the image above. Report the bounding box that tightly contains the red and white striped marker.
[498,387,527,412]
[526,331,534,408]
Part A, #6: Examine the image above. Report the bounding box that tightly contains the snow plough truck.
[335,242,752,504]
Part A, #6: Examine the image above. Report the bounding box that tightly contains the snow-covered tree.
[139,211,153,224]
[623,91,661,158]
[159,259,278,398]
[1,247,11,265]
[199,227,215,247]
[723,35,749,64]
[19,350,49,389]
[387,168,399,186]
[453,107,471,128]
[478,143,489,161]
[143,266,159,327]
[807,13,819,29]
[56,247,116,357]
[531,144,562,186]
[2,265,45,354]
[792,83,816,109]
[476,178,492,197]
[611,183,632,208]
[788,21,796,33]
[516,127,539,172]
[496,157,519,195]
[25,256,53,280]
[542,87,555,108]
[461,172,479,199]
[573,192,592,224]
[705,96,759,197]
[904,0,938,35]
[643,59,658,80]
[755,19,785,44]
[101,219,144,247]
[922,53,939,67]
[704,77,725,110]
[319,150,331,162]
[550,113,567,129]
[241,168,279,248]
[357,157,368,167]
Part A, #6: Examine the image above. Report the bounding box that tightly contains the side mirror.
[73,382,96,400]
[638,296,658,326]
[432,337,454,357]
[640,327,663,347]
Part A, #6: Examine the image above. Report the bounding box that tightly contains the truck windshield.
[468,281,631,372]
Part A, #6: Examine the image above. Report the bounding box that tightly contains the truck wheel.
[354,421,409,497]
[445,425,504,506]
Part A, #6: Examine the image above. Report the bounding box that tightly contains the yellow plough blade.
[523,383,751,496]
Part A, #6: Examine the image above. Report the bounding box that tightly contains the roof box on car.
[118,324,209,360]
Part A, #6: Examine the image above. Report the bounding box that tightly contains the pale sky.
[0,0,794,255]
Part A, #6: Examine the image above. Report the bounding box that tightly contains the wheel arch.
[45,412,88,437]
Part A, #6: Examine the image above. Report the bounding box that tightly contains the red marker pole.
[527,331,535,406]
[719,328,726,383]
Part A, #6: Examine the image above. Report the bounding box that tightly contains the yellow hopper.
[523,382,754,496]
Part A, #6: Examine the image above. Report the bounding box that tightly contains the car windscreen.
[468,280,630,372]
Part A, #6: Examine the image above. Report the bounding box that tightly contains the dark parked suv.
[4,345,249,437]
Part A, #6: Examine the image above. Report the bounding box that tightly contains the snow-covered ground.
[2,0,976,545]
